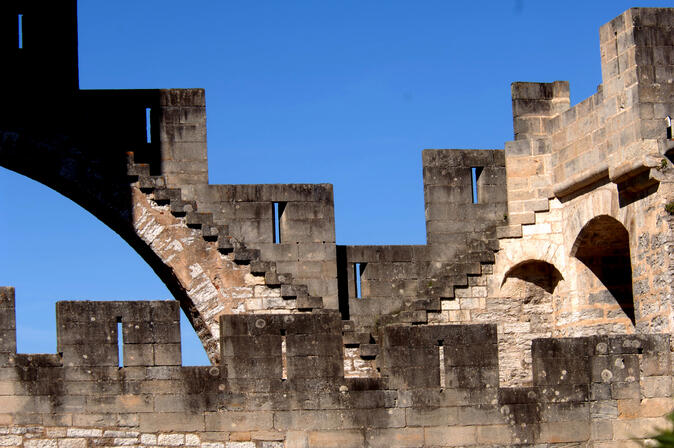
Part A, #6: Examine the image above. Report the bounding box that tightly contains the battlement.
[1,4,674,447]
[2,286,672,445]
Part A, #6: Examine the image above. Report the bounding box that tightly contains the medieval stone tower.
[1,2,673,447]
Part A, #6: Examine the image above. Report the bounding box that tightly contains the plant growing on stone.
[659,158,668,172]
[666,201,674,215]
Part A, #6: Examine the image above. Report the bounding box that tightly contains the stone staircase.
[496,197,551,241]
[127,152,325,311]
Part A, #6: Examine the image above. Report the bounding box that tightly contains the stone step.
[497,224,523,239]
[469,250,495,263]
[280,284,308,299]
[153,188,182,204]
[446,273,469,286]
[406,298,441,312]
[202,224,228,242]
[264,271,293,287]
[359,344,379,359]
[170,199,197,216]
[138,175,165,192]
[250,260,273,276]
[127,163,150,178]
[217,235,234,253]
[342,332,370,347]
[297,296,323,310]
[233,247,260,264]
[444,262,482,276]
[342,320,356,332]
[398,310,427,325]
[185,212,213,229]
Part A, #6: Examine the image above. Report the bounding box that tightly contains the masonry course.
[1,2,674,447]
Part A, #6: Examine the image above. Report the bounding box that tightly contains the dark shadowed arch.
[0,130,219,361]
[571,215,634,325]
[501,260,564,295]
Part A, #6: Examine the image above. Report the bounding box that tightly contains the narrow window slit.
[471,167,483,204]
[145,108,152,143]
[117,318,124,368]
[280,329,287,380]
[666,116,672,140]
[438,340,446,389]
[18,14,23,49]
[272,202,283,244]
[354,263,364,299]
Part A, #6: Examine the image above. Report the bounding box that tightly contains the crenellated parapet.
[1,287,672,445]
[2,3,674,445]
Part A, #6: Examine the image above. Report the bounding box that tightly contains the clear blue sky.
[1,0,669,364]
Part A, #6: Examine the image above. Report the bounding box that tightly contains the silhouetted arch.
[501,260,563,295]
[0,130,219,361]
[571,215,634,325]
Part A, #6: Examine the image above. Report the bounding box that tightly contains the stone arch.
[494,238,565,288]
[570,214,635,325]
[501,260,564,295]
[0,130,258,364]
[496,259,563,386]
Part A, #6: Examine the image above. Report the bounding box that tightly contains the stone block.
[405,407,459,427]
[476,425,514,445]
[423,426,476,446]
[591,420,613,440]
[611,381,641,399]
[60,344,118,367]
[58,438,88,448]
[274,410,344,431]
[85,394,153,413]
[617,398,642,419]
[540,402,590,422]
[287,356,343,379]
[286,334,341,357]
[641,376,672,398]
[204,411,273,431]
[641,352,670,376]
[364,428,424,447]
[538,420,590,443]
[307,430,364,448]
[0,312,16,331]
[591,400,618,420]
[139,412,206,432]
[0,330,16,354]
[0,435,22,446]
[613,417,669,440]
[153,343,181,366]
[157,433,186,446]
[24,440,57,448]
[640,397,674,417]
[456,404,503,425]
[123,343,153,367]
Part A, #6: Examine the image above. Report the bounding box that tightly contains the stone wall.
[1,3,674,446]
[2,287,673,446]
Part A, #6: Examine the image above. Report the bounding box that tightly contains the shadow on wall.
[501,260,563,295]
[571,215,635,325]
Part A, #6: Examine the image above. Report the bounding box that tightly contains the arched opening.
[0,167,210,365]
[502,260,563,297]
[571,215,634,325]
[499,260,563,386]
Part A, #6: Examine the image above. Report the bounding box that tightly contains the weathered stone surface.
[1,4,674,448]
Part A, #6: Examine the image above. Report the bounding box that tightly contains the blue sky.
[1,0,670,364]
